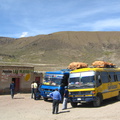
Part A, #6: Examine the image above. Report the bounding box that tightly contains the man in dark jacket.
[50,88,61,114]
[10,81,15,99]
[62,86,69,110]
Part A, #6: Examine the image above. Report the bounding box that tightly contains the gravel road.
[0,93,120,120]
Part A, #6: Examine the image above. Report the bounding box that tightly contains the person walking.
[10,81,15,99]
[33,81,38,99]
[31,81,34,99]
[50,88,61,114]
[62,86,69,110]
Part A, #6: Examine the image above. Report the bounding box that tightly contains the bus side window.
[101,72,109,83]
[108,75,111,82]
[114,72,118,81]
[98,75,102,84]
[116,72,120,81]
[96,73,102,87]
[108,72,115,82]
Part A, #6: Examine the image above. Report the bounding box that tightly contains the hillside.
[0,31,120,71]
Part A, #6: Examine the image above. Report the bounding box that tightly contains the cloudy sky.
[0,0,120,38]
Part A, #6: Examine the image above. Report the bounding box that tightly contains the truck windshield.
[69,71,95,88]
[43,74,63,86]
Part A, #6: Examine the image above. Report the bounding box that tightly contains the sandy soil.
[0,93,120,120]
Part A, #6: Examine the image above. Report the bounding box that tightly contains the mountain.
[0,31,120,71]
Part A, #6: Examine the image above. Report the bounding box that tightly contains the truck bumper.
[69,96,96,103]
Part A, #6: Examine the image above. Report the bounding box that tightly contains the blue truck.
[37,69,70,101]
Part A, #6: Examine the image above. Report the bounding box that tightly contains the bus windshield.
[69,71,95,88]
[43,74,63,86]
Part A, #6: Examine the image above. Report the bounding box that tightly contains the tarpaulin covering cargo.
[68,62,88,70]
[92,61,116,68]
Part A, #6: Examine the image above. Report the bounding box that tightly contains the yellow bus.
[68,67,120,107]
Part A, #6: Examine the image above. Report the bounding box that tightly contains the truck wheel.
[37,95,41,100]
[93,96,101,107]
[116,92,120,100]
[43,97,48,101]
[71,102,78,107]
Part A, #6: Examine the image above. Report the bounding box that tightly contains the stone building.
[0,65,43,94]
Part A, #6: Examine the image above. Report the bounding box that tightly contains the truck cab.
[39,69,70,101]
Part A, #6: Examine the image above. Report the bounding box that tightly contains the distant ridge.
[0,31,120,70]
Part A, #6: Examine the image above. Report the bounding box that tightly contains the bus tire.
[116,92,120,100]
[71,102,78,107]
[93,96,101,107]
[43,97,48,101]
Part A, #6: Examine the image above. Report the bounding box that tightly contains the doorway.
[35,77,40,85]
[12,78,20,92]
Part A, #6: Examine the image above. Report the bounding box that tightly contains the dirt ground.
[0,93,120,120]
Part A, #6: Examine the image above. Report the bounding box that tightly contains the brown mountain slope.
[0,31,120,70]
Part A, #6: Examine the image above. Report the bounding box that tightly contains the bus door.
[100,72,111,99]
[116,72,120,90]
[108,72,118,97]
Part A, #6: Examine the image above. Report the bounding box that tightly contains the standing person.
[62,86,69,110]
[31,81,34,99]
[10,81,15,99]
[33,81,38,99]
[50,88,61,114]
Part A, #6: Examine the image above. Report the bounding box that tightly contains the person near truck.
[62,86,69,110]
[33,81,38,99]
[31,81,34,99]
[50,88,61,114]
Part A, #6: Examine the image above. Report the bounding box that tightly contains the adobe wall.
[0,66,43,94]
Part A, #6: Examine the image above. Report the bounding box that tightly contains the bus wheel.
[93,96,101,107]
[71,102,78,107]
[43,97,48,101]
[116,92,120,100]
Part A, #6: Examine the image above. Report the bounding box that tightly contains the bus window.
[96,72,102,87]
[108,72,115,82]
[100,72,109,83]
[114,72,118,81]
[44,74,63,86]
[116,72,120,81]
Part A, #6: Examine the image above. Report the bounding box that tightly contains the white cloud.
[80,18,120,31]
[20,32,28,38]
[92,18,120,30]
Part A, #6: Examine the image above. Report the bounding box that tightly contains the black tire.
[93,96,101,107]
[36,95,41,100]
[71,102,78,107]
[43,97,48,101]
[116,92,120,100]
[38,95,41,99]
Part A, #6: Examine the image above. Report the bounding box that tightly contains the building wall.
[0,66,43,94]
